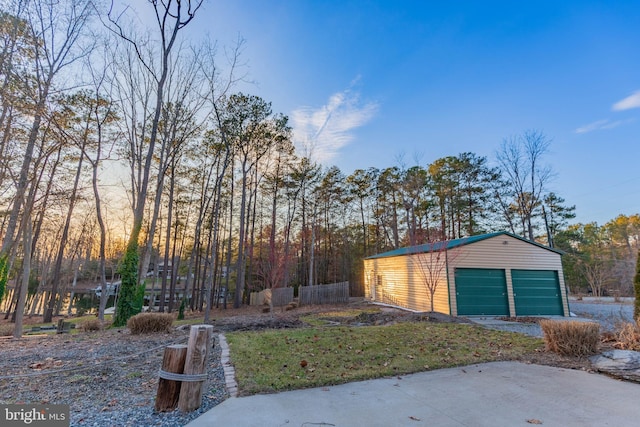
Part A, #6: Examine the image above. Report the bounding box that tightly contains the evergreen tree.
[113,243,143,327]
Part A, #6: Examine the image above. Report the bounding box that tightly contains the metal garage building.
[363,231,569,317]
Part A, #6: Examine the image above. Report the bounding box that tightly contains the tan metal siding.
[446,235,568,316]
[365,234,568,317]
[363,255,450,314]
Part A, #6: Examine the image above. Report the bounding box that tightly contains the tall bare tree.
[107,0,203,325]
[496,130,553,241]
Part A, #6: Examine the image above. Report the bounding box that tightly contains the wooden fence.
[249,287,294,307]
[299,282,350,306]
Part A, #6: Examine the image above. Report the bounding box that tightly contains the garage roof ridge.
[364,231,562,260]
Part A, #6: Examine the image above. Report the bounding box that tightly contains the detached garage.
[363,231,569,317]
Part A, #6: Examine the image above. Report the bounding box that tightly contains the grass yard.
[226,320,542,395]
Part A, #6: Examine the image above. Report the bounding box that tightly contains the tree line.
[0,0,622,336]
[555,215,640,298]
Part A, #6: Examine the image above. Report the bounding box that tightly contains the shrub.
[540,320,600,356]
[79,318,103,332]
[127,312,174,334]
[0,324,12,336]
[614,318,640,351]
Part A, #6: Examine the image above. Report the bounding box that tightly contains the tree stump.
[155,344,188,412]
[178,325,214,412]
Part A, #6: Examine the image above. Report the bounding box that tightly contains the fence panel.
[250,288,293,307]
[271,287,294,307]
[299,282,350,306]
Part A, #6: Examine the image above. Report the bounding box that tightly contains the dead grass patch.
[612,318,640,350]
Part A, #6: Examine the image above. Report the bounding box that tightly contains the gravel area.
[0,327,228,427]
[469,299,636,336]
[569,300,634,331]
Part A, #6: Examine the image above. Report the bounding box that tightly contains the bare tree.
[410,239,464,312]
[138,45,206,295]
[496,130,553,241]
[106,0,203,325]
[196,37,244,320]
[78,52,120,321]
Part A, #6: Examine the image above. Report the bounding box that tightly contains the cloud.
[612,91,640,111]
[575,118,634,134]
[575,119,610,134]
[291,85,378,163]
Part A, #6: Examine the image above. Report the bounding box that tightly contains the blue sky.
[186,0,640,225]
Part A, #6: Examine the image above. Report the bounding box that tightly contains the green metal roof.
[364,231,562,260]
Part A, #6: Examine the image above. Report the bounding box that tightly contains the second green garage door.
[512,270,564,315]
[455,268,509,316]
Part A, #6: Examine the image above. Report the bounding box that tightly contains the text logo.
[1,404,69,427]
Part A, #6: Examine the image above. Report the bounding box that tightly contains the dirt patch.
[320,310,474,326]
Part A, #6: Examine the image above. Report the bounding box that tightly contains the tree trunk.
[234,166,249,308]
[13,220,32,338]
[44,140,85,322]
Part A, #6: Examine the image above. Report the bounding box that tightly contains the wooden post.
[155,344,188,412]
[178,324,214,412]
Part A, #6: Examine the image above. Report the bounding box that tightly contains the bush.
[79,318,104,332]
[0,324,12,336]
[127,312,174,334]
[540,320,600,356]
[615,318,640,351]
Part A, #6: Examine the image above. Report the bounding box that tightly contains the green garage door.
[512,270,563,316]
[455,268,509,316]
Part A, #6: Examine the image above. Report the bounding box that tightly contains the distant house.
[363,231,569,317]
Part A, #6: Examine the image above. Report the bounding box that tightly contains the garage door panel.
[512,270,563,316]
[455,268,509,316]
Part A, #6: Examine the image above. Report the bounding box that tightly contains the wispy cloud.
[575,118,634,134]
[612,90,640,111]
[291,83,378,163]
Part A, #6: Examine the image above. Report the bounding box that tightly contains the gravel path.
[568,300,634,331]
[0,328,228,427]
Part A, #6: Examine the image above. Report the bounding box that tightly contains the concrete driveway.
[187,361,640,427]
